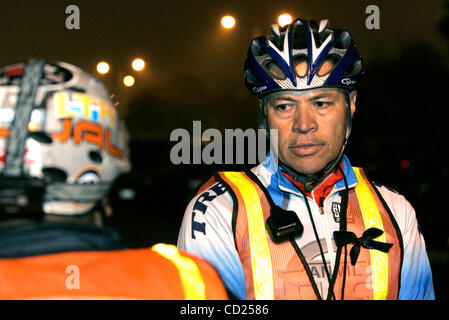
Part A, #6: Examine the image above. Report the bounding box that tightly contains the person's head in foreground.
[0,59,228,300]
[0,59,130,226]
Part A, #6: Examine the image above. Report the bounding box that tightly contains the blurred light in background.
[96,61,110,74]
[400,159,410,170]
[221,15,236,29]
[123,75,135,87]
[118,188,136,201]
[132,58,145,71]
[278,13,293,27]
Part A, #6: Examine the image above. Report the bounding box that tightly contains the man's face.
[265,88,356,176]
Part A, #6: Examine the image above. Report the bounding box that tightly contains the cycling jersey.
[177,152,435,300]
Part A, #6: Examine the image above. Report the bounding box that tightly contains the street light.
[96,61,110,74]
[123,75,135,87]
[131,58,145,71]
[221,15,236,29]
[278,13,293,27]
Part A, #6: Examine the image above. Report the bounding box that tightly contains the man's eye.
[314,101,332,108]
[275,104,293,111]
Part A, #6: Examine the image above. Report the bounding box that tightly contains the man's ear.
[349,90,357,118]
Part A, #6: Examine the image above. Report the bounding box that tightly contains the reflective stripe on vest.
[152,243,206,299]
[221,172,275,300]
[221,168,395,300]
[352,167,389,299]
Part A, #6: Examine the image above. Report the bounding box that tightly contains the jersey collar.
[262,150,358,197]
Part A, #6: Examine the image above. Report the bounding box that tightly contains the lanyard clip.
[266,205,303,243]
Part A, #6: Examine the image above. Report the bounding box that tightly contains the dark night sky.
[1,1,449,298]
[0,0,448,174]
[0,0,447,111]
[0,0,447,162]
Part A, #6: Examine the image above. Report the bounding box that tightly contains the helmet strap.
[3,59,45,178]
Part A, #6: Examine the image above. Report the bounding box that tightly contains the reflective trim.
[222,172,274,300]
[152,243,205,299]
[353,167,389,300]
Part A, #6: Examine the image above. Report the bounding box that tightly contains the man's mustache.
[288,138,327,148]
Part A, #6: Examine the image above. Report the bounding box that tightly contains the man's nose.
[292,105,317,134]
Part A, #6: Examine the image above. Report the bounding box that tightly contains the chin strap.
[279,157,341,192]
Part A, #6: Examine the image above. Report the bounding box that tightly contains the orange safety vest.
[0,244,228,300]
[203,167,403,300]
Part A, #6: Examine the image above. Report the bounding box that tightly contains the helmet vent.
[334,31,351,50]
[268,32,286,51]
[251,39,268,57]
[42,167,68,183]
[343,60,362,77]
[291,22,308,50]
[89,150,103,163]
[264,60,287,80]
[245,70,261,84]
[29,132,52,144]
[309,20,333,48]
[293,54,308,78]
[69,86,86,93]
[317,54,342,76]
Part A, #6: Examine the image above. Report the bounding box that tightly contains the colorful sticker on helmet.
[0,108,44,132]
[72,167,101,207]
[52,118,124,159]
[0,63,73,86]
[53,91,116,127]
[0,144,37,165]
[76,169,101,184]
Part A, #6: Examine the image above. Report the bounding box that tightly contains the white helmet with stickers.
[0,59,131,217]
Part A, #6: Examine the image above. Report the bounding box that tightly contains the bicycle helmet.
[244,18,363,96]
[0,59,130,217]
[244,19,363,190]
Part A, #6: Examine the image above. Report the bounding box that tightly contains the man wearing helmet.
[0,59,227,299]
[178,19,435,300]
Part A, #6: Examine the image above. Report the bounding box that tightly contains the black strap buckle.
[266,205,303,243]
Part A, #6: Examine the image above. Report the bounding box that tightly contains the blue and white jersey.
[177,152,435,300]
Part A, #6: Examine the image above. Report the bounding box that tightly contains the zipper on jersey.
[303,193,334,299]
[312,194,336,274]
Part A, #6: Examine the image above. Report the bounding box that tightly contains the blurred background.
[0,0,448,299]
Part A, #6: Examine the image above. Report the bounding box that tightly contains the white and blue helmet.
[244,18,363,96]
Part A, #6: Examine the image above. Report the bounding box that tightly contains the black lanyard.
[244,167,350,300]
[294,183,348,300]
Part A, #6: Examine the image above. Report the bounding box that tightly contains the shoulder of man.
[370,180,420,236]
[184,163,272,226]
[178,173,247,299]
[179,172,238,244]
[179,173,235,242]
[368,180,435,300]
[192,173,235,215]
